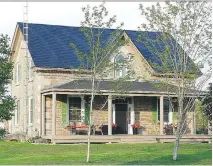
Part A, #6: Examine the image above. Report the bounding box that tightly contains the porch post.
[41,94,45,136]
[108,95,112,135]
[191,110,196,135]
[52,92,56,137]
[160,96,164,135]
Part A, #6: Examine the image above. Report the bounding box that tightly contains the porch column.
[191,111,196,135]
[160,96,164,135]
[52,92,56,137]
[41,94,45,136]
[108,95,112,135]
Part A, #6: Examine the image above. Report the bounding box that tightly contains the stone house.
[9,22,196,139]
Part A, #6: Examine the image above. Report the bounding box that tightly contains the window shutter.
[84,101,90,125]
[61,95,68,127]
[172,102,178,123]
[152,97,157,122]
[173,112,177,123]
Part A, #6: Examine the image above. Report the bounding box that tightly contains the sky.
[0,2,211,89]
[0,2,153,39]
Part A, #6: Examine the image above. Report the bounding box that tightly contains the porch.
[40,80,196,139]
[43,135,212,144]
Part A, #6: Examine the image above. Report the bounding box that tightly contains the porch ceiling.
[41,79,201,96]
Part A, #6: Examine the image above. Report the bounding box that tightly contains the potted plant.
[132,122,140,135]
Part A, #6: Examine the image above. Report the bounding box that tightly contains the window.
[157,99,170,122]
[114,55,127,77]
[15,100,20,125]
[15,63,21,84]
[29,97,34,124]
[69,97,82,122]
[28,58,34,80]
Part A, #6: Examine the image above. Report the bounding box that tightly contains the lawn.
[0,141,211,165]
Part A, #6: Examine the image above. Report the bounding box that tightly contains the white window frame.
[114,54,128,78]
[67,95,84,123]
[14,100,20,125]
[157,98,172,124]
[28,97,34,125]
[15,63,20,84]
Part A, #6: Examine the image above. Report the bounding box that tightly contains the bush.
[196,128,208,134]
[0,129,6,138]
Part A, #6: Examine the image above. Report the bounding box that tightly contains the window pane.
[157,99,169,122]
[69,97,81,109]
[69,110,81,121]
[17,100,20,124]
[69,97,81,122]
[29,98,33,123]
[18,64,21,82]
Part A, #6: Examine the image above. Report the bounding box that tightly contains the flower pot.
[133,128,138,135]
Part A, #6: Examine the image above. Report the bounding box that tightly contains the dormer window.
[115,54,127,77]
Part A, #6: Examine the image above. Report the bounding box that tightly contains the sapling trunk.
[173,136,180,160]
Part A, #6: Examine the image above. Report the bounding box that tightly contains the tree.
[202,83,212,121]
[202,83,212,134]
[195,100,208,134]
[0,34,16,122]
[138,1,212,160]
[70,3,134,162]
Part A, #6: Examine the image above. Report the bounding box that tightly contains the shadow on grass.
[120,150,212,165]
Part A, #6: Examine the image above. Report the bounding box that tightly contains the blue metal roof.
[17,22,200,74]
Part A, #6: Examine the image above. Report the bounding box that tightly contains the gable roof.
[16,22,200,74]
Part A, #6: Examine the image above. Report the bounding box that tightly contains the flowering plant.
[172,123,177,129]
[112,123,117,127]
[132,122,140,129]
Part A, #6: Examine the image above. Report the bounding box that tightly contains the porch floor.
[43,135,212,144]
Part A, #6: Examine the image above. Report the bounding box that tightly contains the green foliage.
[0,34,16,122]
[196,100,208,132]
[0,129,6,138]
[202,83,212,121]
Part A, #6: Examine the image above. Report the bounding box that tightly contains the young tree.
[70,3,134,162]
[138,1,211,160]
[0,34,16,122]
[202,83,212,134]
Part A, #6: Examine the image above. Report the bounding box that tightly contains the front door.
[115,104,128,134]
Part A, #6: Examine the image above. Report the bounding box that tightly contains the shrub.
[0,129,6,139]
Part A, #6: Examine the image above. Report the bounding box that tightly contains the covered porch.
[40,80,196,139]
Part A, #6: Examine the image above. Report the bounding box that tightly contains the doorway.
[115,104,128,134]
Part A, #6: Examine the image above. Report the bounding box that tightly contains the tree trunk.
[173,137,180,160]
[86,75,95,162]
[86,124,91,162]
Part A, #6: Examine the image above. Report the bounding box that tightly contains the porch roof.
[41,79,201,96]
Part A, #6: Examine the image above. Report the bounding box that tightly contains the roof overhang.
[41,79,203,98]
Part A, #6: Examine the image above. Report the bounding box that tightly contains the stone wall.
[134,96,160,135]
[45,95,52,136]
[45,95,194,136]
[91,96,108,126]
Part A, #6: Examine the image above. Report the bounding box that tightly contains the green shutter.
[173,112,177,123]
[84,102,90,125]
[62,95,68,127]
[152,97,157,122]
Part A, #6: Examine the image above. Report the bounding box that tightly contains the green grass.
[0,141,211,165]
